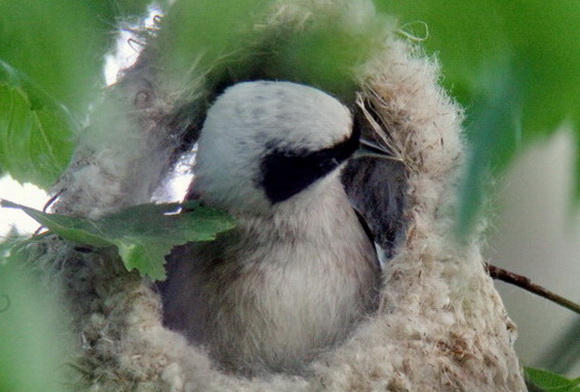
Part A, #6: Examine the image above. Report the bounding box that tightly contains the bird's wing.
[342,155,407,264]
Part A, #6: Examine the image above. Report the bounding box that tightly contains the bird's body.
[160,81,381,374]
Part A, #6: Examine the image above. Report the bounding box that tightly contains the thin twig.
[487,264,580,315]
[43,189,63,212]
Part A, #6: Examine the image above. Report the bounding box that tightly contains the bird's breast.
[161,184,380,374]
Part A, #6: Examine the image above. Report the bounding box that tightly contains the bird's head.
[194,81,379,214]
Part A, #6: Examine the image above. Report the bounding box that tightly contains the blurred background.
[486,129,580,376]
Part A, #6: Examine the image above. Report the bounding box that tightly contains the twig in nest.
[487,264,580,315]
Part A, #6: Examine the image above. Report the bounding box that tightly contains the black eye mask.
[259,126,360,204]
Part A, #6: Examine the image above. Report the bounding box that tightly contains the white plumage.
[160,81,381,375]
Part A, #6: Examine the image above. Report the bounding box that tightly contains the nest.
[33,1,526,390]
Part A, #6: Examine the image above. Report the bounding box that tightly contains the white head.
[194,81,357,213]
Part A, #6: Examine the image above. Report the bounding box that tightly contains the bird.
[160,80,383,375]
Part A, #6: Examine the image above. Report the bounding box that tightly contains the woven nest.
[32,1,526,390]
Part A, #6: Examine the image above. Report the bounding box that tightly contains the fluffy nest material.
[32,0,527,390]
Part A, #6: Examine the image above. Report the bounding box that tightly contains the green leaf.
[0,0,163,189]
[0,243,72,392]
[158,0,386,102]
[525,367,580,392]
[377,0,580,231]
[258,13,386,101]
[0,0,101,113]
[0,85,74,189]
[0,200,236,280]
[0,0,156,112]
[456,60,522,237]
[161,0,269,66]
[157,0,270,82]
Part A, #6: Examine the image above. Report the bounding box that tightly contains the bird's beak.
[353,138,392,160]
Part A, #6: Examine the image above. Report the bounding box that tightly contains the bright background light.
[0,175,47,236]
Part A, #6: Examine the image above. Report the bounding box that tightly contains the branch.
[487,264,580,315]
